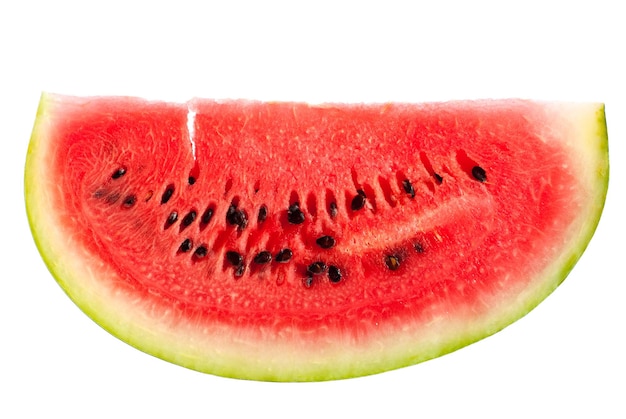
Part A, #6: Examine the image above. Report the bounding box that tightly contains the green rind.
[25,94,609,381]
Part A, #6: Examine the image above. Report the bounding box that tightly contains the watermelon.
[25,93,608,382]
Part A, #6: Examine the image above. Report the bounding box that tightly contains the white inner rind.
[187,106,197,160]
[25,94,608,381]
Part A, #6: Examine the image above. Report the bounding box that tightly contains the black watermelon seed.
[329,202,338,217]
[258,205,268,223]
[303,276,314,288]
[161,185,175,204]
[307,261,327,275]
[201,208,214,225]
[188,176,196,185]
[287,202,305,224]
[122,194,136,208]
[351,190,366,211]
[328,265,342,283]
[225,251,243,267]
[275,248,293,263]
[179,239,193,253]
[402,179,415,198]
[111,167,126,179]
[165,211,178,227]
[414,242,424,253]
[316,235,336,249]
[226,204,248,230]
[194,245,208,258]
[234,264,245,278]
[236,210,248,229]
[472,166,487,182]
[384,254,401,271]
[226,204,236,219]
[434,173,443,184]
[253,251,272,264]
[181,210,197,229]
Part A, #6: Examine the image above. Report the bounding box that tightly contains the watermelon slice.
[25,93,608,381]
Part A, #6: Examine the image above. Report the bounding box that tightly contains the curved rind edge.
[25,94,609,381]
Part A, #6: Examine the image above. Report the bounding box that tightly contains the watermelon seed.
[328,265,342,283]
[287,202,305,224]
[316,235,336,249]
[161,185,175,204]
[226,203,237,220]
[384,254,401,271]
[253,251,272,264]
[325,189,338,217]
[111,167,126,179]
[434,173,443,184]
[122,194,137,208]
[194,245,208,258]
[165,211,178,229]
[144,190,154,202]
[226,204,248,230]
[200,207,214,225]
[188,176,196,185]
[402,179,415,198]
[472,166,487,182]
[307,261,327,275]
[329,202,338,218]
[179,238,193,253]
[225,251,243,267]
[180,210,197,230]
[258,205,268,223]
[303,275,314,288]
[351,190,366,211]
[414,242,424,253]
[275,248,293,263]
[234,264,246,278]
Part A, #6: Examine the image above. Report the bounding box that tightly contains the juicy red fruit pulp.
[54,98,579,338]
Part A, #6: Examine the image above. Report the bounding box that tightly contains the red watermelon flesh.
[25,93,608,381]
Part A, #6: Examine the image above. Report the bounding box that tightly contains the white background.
[1,1,624,417]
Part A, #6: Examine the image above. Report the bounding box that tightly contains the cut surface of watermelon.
[25,93,608,381]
